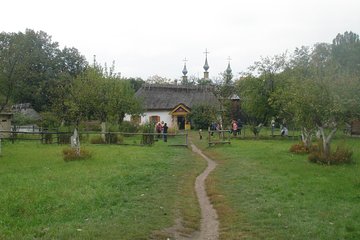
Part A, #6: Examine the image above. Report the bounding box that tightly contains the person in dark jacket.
[163,123,168,142]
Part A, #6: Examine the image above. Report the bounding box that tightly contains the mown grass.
[191,133,360,239]
[0,141,205,239]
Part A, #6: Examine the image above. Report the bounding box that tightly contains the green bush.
[331,146,353,164]
[12,113,36,126]
[43,133,53,144]
[140,123,155,145]
[40,112,61,128]
[79,121,101,131]
[62,148,91,161]
[308,145,353,165]
[90,136,106,144]
[188,104,217,130]
[118,121,139,133]
[105,133,124,144]
[105,133,117,144]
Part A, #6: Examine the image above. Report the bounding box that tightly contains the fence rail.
[0,130,188,147]
[208,130,231,146]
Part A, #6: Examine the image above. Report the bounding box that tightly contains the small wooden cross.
[204,48,210,57]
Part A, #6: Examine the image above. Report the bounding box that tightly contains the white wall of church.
[124,111,175,128]
[142,110,173,126]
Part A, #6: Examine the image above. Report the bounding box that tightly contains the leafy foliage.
[0,29,87,112]
[60,63,141,126]
[117,121,140,133]
[188,104,218,130]
[308,144,353,165]
[90,136,106,144]
[140,122,155,145]
[235,31,360,158]
[12,112,36,126]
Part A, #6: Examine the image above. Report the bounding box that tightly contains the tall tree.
[235,53,288,129]
[0,29,87,112]
[62,65,141,132]
[332,31,360,74]
[0,32,24,112]
[272,33,360,160]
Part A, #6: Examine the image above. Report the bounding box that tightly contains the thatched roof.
[136,84,220,110]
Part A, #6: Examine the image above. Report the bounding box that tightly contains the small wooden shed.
[351,120,360,136]
[0,112,13,138]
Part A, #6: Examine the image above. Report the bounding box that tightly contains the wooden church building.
[125,53,230,130]
[132,84,220,130]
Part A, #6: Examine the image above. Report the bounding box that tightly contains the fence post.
[11,130,15,144]
[208,129,211,146]
[185,133,188,146]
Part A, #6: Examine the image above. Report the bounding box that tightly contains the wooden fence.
[208,130,231,146]
[0,130,188,147]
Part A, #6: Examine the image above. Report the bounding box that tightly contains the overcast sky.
[1,0,359,80]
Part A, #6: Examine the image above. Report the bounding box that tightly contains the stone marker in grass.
[70,128,80,156]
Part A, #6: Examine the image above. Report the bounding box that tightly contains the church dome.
[182,64,188,76]
[203,57,209,71]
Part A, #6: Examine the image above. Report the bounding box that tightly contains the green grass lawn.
[0,141,205,240]
[192,133,360,240]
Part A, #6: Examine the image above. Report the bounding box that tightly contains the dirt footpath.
[190,143,219,240]
[162,143,219,240]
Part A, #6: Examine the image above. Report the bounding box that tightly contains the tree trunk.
[318,126,337,164]
[101,122,106,142]
[301,127,313,150]
[118,112,125,124]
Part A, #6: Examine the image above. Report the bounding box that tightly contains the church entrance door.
[177,116,185,130]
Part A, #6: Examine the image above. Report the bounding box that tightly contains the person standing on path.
[163,123,168,142]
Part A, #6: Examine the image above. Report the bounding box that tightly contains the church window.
[149,115,160,124]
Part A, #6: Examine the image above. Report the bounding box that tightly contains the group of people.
[155,121,168,142]
[209,119,243,137]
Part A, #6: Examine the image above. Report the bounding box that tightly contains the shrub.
[12,112,36,126]
[308,145,353,165]
[105,133,124,144]
[330,146,353,164]
[90,136,106,144]
[79,121,101,131]
[117,134,124,144]
[62,148,91,161]
[105,133,117,144]
[43,133,53,144]
[188,104,217,130]
[40,112,61,128]
[308,151,325,164]
[140,122,155,145]
[167,127,176,135]
[90,134,124,144]
[118,121,139,133]
[290,142,318,154]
